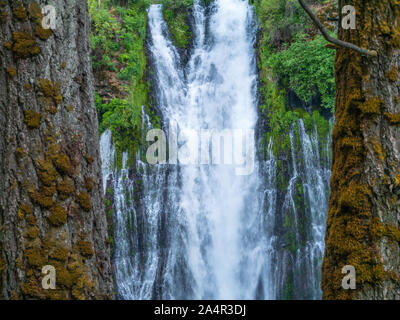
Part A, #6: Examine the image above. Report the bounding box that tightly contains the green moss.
[38,79,53,97]
[49,246,69,262]
[21,277,43,298]
[34,25,52,41]
[76,240,94,258]
[6,66,16,77]
[338,182,371,217]
[48,205,67,226]
[15,147,26,158]
[283,275,294,300]
[24,226,40,239]
[13,2,27,21]
[24,110,40,129]
[12,31,41,59]
[385,67,398,82]
[85,177,94,192]
[36,159,58,186]
[57,178,75,200]
[4,41,12,49]
[18,203,32,220]
[162,0,193,49]
[24,246,46,267]
[31,190,54,209]
[77,192,92,211]
[28,2,43,24]
[38,79,63,106]
[384,112,400,125]
[370,137,385,162]
[358,97,383,116]
[52,153,71,175]
[25,213,37,225]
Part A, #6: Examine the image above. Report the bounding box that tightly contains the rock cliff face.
[322,0,400,300]
[0,0,113,299]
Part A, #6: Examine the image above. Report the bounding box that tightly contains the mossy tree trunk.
[0,1,113,299]
[322,0,400,299]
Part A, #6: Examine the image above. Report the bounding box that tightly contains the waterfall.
[100,0,331,300]
[264,119,331,300]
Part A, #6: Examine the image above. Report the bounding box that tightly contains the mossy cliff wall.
[322,0,400,300]
[0,1,113,299]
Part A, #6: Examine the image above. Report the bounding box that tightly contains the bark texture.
[0,0,113,299]
[322,0,400,299]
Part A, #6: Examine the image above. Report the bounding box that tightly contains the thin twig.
[298,0,377,56]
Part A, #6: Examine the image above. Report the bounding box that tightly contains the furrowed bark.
[0,0,113,299]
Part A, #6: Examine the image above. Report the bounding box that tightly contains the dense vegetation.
[89,0,194,168]
[253,0,335,158]
[89,0,336,169]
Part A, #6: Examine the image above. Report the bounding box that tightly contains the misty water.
[100,0,331,300]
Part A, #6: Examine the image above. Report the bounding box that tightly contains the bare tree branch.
[298,0,377,56]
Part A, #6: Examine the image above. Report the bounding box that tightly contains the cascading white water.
[100,0,332,300]
[147,0,266,299]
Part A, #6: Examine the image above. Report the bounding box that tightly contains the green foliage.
[96,96,141,169]
[253,0,309,46]
[89,0,122,70]
[266,33,335,110]
[161,0,193,48]
[254,0,334,165]
[89,0,161,169]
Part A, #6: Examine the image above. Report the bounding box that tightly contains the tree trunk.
[0,0,113,299]
[322,0,400,299]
